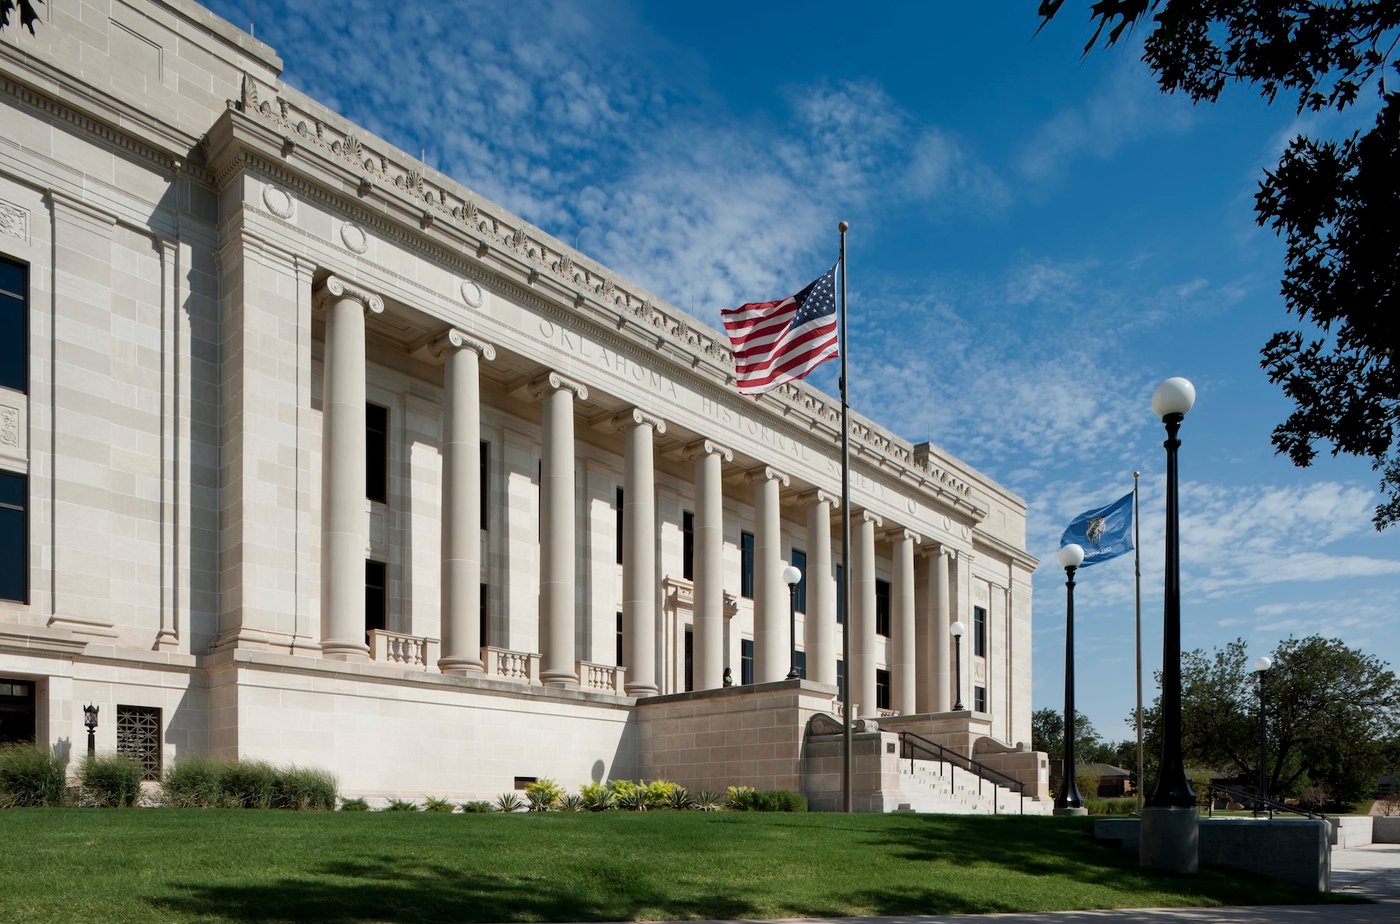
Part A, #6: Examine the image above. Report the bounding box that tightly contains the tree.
[1038,2,1400,529]
[1,0,43,34]
[1032,707,1102,759]
[1142,636,1400,805]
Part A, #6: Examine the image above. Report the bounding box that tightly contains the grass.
[0,809,1357,922]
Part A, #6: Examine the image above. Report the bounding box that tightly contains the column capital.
[745,464,790,488]
[797,488,837,508]
[920,541,957,560]
[316,274,384,314]
[853,508,883,528]
[683,438,733,462]
[524,370,588,402]
[594,407,667,435]
[885,527,921,545]
[432,328,496,361]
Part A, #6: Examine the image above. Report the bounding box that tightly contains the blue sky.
[209,0,1399,744]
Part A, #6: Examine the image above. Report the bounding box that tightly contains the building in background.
[0,0,1042,808]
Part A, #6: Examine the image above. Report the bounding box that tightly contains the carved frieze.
[0,201,28,242]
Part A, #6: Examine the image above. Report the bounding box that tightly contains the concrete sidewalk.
[620,843,1400,924]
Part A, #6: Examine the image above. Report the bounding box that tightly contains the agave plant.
[559,793,584,812]
[615,786,650,812]
[423,796,455,813]
[579,783,614,812]
[695,790,724,812]
[494,792,525,813]
[664,786,693,811]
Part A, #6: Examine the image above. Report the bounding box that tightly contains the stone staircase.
[890,756,1050,815]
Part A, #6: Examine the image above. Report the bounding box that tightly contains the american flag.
[721,265,839,395]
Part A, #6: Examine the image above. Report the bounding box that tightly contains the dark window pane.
[876,668,891,711]
[480,584,489,648]
[0,256,26,394]
[0,472,26,603]
[365,560,387,634]
[616,612,623,666]
[684,628,693,692]
[974,605,987,657]
[0,258,23,296]
[366,403,388,503]
[740,531,755,599]
[975,685,987,713]
[875,579,891,636]
[681,510,694,581]
[741,638,754,685]
[791,549,807,613]
[615,487,624,564]
[836,659,845,702]
[794,650,806,680]
[835,564,844,624]
[480,441,489,530]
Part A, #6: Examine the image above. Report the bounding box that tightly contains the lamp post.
[1142,375,1198,873]
[1253,655,1272,816]
[783,565,802,680]
[1055,543,1087,816]
[83,704,99,758]
[950,620,966,711]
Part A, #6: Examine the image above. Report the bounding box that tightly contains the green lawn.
[1,809,1354,922]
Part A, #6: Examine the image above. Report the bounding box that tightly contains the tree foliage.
[1,0,42,34]
[1039,1,1400,529]
[1144,635,1400,805]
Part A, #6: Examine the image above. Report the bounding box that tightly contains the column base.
[1140,805,1199,873]
[540,670,579,689]
[1053,805,1088,817]
[438,657,485,675]
[320,640,371,662]
[624,682,659,697]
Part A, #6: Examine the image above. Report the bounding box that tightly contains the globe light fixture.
[783,565,803,680]
[1253,655,1273,815]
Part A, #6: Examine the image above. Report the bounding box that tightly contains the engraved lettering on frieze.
[262,185,294,219]
[340,223,368,254]
[537,319,679,400]
[0,201,29,242]
[0,404,18,448]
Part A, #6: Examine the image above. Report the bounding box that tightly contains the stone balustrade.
[368,630,438,669]
[483,646,541,684]
[579,660,627,695]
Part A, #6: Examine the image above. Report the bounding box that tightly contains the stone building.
[0,0,1044,808]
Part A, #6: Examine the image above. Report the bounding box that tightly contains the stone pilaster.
[317,275,383,661]
[686,438,732,691]
[852,508,882,715]
[800,489,836,686]
[435,329,495,674]
[528,371,588,688]
[889,527,919,714]
[748,464,790,683]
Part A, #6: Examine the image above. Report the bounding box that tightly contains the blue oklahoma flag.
[1059,492,1134,567]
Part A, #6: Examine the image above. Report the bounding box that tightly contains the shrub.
[162,756,225,808]
[663,786,693,811]
[644,779,680,808]
[220,760,279,809]
[460,800,493,813]
[726,785,757,810]
[1085,796,1137,816]
[384,799,420,812]
[559,793,584,812]
[276,767,338,810]
[0,743,67,807]
[78,754,142,808]
[494,792,524,813]
[423,796,456,813]
[1075,770,1103,801]
[524,778,564,811]
[579,782,614,812]
[695,790,724,812]
[615,786,651,812]
[339,797,370,811]
[727,787,806,812]
[606,779,641,801]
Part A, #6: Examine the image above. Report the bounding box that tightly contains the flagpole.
[837,220,852,814]
[1133,470,1144,816]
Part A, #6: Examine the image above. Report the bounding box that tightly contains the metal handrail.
[898,731,1025,815]
[1203,783,1327,820]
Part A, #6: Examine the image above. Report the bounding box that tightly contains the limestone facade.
[0,0,1037,802]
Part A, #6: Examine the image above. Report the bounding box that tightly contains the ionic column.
[924,544,953,712]
[852,509,882,715]
[435,329,495,674]
[528,371,588,687]
[687,439,732,690]
[615,408,667,696]
[748,465,791,682]
[317,276,383,661]
[890,528,919,714]
[800,490,836,686]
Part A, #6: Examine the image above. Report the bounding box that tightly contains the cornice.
[205,75,989,522]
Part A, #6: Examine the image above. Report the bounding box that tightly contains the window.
[116,705,161,781]
[835,564,844,624]
[793,650,806,680]
[615,487,624,564]
[875,578,891,636]
[366,403,388,503]
[791,549,807,613]
[480,441,490,530]
[684,628,693,692]
[513,776,537,790]
[365,560,387,635]
[974,685,987,713]
[740,639,754,685]
[836,659,845,702]
[0,678,35,745]
[0,472,26,604]
[681,510,694,581]
[0,257,26,394]
[876,669,891,711]
[740,531,755,599]
[615,612,623,666]
[480,584,489,649]
[974,605,987,657]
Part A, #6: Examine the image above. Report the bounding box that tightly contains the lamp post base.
[1053,805,1088,817]
[1140,805,1199,873]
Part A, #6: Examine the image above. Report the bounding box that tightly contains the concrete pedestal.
[1141,805,1199,873]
